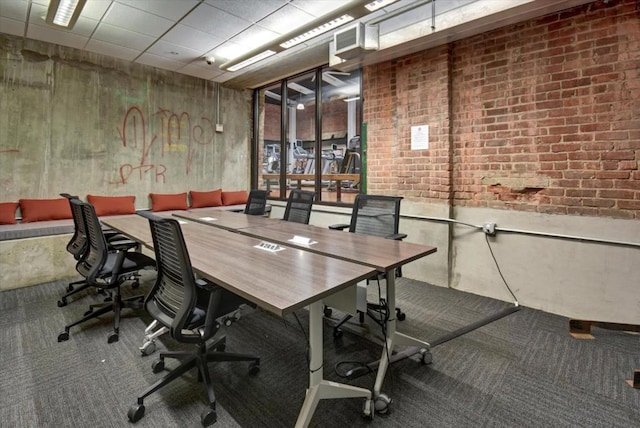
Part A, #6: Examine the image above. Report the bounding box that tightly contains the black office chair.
[283,189,315,224]
[57,199,155,344]
[327,194,407,339]
[243,189,268,215]
[128,212,260,426]
[57,193,137,307]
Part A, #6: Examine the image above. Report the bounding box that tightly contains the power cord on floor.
[484,233,519,305]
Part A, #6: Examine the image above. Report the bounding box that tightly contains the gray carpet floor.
[0,274,638,427]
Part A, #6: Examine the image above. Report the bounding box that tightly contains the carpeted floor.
[0,274,638,427]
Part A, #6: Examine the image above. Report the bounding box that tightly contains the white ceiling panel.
[160,24,225,53]
[256,4,314,35]
[180,3,252,39]
[0,17,24,36]
[85,38,141,61]
[207,0,287,23]
[80,0,114,21]
[225,25,280,49]
[146,39,205,63]
[116,0,199,20]
[291,0,353,18]
[92,22,155,51]
[26,23,89,49]
[136,52,184,71]
[102,2,174,37]
[178,62,227,80]
[0,0,28,21]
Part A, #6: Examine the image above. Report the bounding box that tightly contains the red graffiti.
[112,106,215,185]
[0,149,19,154]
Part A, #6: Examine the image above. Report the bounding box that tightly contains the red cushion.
[87,195,136,216]
[150,192,188,212]
[190,189,223,208]
[19,198,72,223]
[222,190,249,206]
[0,202,19,225]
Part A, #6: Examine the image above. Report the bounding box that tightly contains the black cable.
[484,233,519,304]
[291,311,322,374]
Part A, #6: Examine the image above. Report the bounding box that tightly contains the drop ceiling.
[0,0,595,90]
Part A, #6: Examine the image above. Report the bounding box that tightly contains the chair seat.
[98,251,154,279]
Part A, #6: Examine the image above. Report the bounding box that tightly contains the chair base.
[58,285,144,344]
[128,336,260,426]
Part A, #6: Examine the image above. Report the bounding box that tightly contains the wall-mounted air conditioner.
[333,23,379,60]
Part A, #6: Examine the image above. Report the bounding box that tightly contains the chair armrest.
[108,239,139,251]
[328,224,349,231]
[385,233,407,241]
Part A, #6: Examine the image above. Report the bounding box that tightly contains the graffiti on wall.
[111,106,215,185]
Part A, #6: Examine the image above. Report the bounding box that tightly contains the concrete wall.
[0,34,252,208]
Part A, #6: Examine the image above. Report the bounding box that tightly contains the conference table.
[173,209,438,413]
[103,210,437,426]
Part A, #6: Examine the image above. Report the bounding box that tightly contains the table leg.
[336,180,342,202]
[295,301,372,427]
[372,270,431,399]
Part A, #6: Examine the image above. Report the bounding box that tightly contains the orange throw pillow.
[190,189,223,208]
[0,202,19,225]
[150,192,188,212]
[87,195,136,216]
[222,190,249,206]
[19,198,72,222]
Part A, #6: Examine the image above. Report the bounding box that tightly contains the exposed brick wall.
[363,0,639,219]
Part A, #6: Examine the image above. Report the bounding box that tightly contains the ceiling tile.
[208,40,252,62]
[27,3,99,37]
[136,52,184,71]
[146,40,205,63]
[0,0,28,21]
[26,24,89,50]
[290,0,350,18]
[226,25,280,49]
[85,38,141,61]
[207,0,287,23]
[181,3,253,40]
[161,24,225,53]
[81,0,114,21]
[116,0,199,20]
[102,2,173,37]
[92,22,155,51]
[0,17,24,36]
[256,4,314,35]
[176,62,226,80]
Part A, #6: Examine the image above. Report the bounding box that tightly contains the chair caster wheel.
[132,280,140,289]
[323,307,332,317]
[140,340,156,356]
[396,309,406,321]
[58,331,69,342]
[333,328,343,339]
[419,348,433,365]
[363,398,375,419]
[223,316,236,327]
[201,408,217,426]
[57,299,67,307]
[67,284,74,292]
[107,332,119,343]
[374,393,391,414]
[152,359,165,373]
[128,403,145,422]
[248,362,260,376]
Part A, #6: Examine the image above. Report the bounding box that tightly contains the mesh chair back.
[350,194,402,238]
[74,199,109,284]
[61,193,86,259]
[140,212,200,342]
[244,189,268,215]
[283,190,315,224]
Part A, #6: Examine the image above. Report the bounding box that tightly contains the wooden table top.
[102,215,375,317]
[237,221,437,273]
[173,209,278,232]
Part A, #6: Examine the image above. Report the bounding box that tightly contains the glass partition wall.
[255,66,362,204]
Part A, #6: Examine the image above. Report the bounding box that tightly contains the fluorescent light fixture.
[227,50,277,72]
[46,0,86,29]
[344,96,360,102]
[365,0,398,12]
[280,14,354,49]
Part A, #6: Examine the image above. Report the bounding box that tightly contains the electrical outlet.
[482,222,496,235]
[215,124,223,133]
